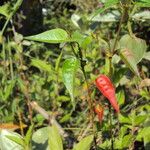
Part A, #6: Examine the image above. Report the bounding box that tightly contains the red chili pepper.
[94,104,104,123]
[95,75,120,113]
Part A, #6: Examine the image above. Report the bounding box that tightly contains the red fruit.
[94,104,104,123]
[95,75,120,113]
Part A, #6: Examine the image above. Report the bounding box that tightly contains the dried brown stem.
[30,101,68,138]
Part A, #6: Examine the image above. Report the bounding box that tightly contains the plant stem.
[112,5,126,53]
[76,43,97,149]
[109,105,114,150]
[8,38,14,80]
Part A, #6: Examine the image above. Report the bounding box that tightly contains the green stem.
[112,6,126,53]
[1,0,23,35]
[76,42,97,148]
[8,38,14,80]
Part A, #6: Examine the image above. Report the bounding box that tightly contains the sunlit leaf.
[132,11,150,21]
[73,135,93,150]
[120,48,139,76]
[119,34,147,64]
[136,0,150,7]
[0,130,24,150]
[48,125,63,150]
[116,89,125,105]
[133,115,147,126]
[144,52,150,61]
[25,28,69,43]
[32,127,49,150]
[0,3,11,17]
[122,134,133,148]
[119,114,131,124]
[62,57,79,106]
[24,124,34,147]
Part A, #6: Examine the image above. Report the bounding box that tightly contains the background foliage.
[0,0,150,149]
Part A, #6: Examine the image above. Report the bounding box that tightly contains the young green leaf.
[62,57,79,107]
[32,127,49,144]
[48,125,63,150]
[4,80,16,101]
[31,59,51,73]
[119,114,131,124]
[73,135,93,150]
[24,28,69,43]
[0,3,11,18]
[24,124,34,148]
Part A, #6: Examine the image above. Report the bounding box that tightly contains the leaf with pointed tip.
[0,130,24,150]
[120,48,139,76]
[73,135,93,150]
[31,59,51,73]
[0,3,11,17]
[62,57,79,107]
[48,125,63,150]
[24,28,69,43]
[119,34,147,64]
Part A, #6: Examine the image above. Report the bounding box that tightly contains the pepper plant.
[0,0,150,150]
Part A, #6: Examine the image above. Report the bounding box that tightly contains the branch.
[30,101,68,138]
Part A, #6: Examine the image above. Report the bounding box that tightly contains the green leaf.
[1,0,23,35]
[48,125,63,150]
[132,11,150,21]
[136,0,150,7]
[119,114,131,124]
[122,134,133,148]
[133,115,147,126]
[116,89,125,105]
[32,127,49,150]
[136,127,150,141]
[71,31,92,49]
[32,127,49,144]
[73,135,93,150]
[120,48,139,76]
[4,80,16,101]
[99,139,111,149]
[104,57,111,75]
[119,34,147,64]
[91,0,119,18]
[24,28,69,43]
[144,52,150,61]
[119,35,147,76]
[6,135,24,147]
[55,51,63,72]
[0,3,11,17]
[31,59,51,73]
[60,113,71,123]
[0,129,24,150]
[91,10,120,22]
[62,57,79,106]
[24,124,34,147]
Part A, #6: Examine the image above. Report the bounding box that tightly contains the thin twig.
[112,5,126,53]
[30,101,68,138]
